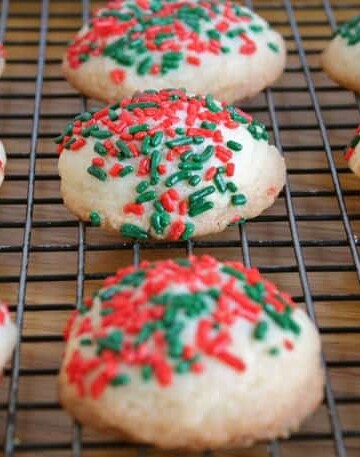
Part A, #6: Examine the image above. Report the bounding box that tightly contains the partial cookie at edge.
[63,0,286,103]
[0,141,6,188]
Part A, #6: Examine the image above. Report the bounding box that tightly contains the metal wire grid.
[0,0,359,456]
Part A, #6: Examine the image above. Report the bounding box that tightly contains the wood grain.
[0,0,359,456]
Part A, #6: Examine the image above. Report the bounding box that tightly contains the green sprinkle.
[213,170,227,193]
[226,27,246,38]
[250,24,264,33]
[136,181,150,193]
[111,374,130,386]
[350,134,360,148]
[181,223,195,240]
[175,361,191,373]
[207,29,221,40]
[137,56,153,75]
[115,51,134,66]
[154,200,165,213]
[178,162,203,171]
[221,265,245,281]
[116,140,133,159]
[151,131,163,147]
[100,308,113,316]
[87,165,107,181]
[141,365,153,381]
[97,330,123,354]
[175,127,185,135]
[150,212,164,234]
[268,42,280,53]
[89,210,101,226]
[269,347,280,356]
[188,201,214,217]
[127,102,159,111]
[248,120,269,141]
[150,150,162,185]
[189,185,215,202]
[141,135,151,155]
[226,182,238,193]
[120,165,134,177]
[231,193,247,206]
[129,123,149,135]
[253,321,269,340]
[166,136,193,148]
[180,151,193,162]
[193,136,205,145]
[200,121,216,130]
[108,109,118,121]
[165,170,191,187]
[205,94,222,112]
[80,338,92,346]
[79,53,89,62]
[94,142,107,156]
[90,128,112,139]
[188,175,201,186]
[163,51,183,61]
[120,223,149,240]
[227,140,242,151]
[193,145,214,163]
[136,190,157,203]
[63,137,76,149]
[75,112,92,122]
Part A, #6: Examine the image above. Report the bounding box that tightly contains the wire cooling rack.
[0,0,359,456]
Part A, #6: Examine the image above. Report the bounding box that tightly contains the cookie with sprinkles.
[58,255,324,449]
[0,301,17,373]
[344,125,360,176]
[0,141,6,188]
[57,89,285,240]
[321,14,360,93]
[63,0,286,103]
[0,44,5,77]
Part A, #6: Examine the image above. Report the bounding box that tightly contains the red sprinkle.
[110,69,126,84]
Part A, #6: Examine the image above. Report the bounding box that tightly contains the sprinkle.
[227,140,242,151]
[110,69,126,84]
[123,203,145,215]
[87,165,107,181]
[89,211,101,226]
[120,224,149,240]
[109,163,123,177]
[231,194,247,206]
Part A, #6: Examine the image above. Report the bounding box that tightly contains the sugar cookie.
[59,256,324,450]
[321,15,360,93]
[57,89,285,240]
[63,0,286,103]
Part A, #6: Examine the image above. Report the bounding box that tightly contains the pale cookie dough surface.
[0,44,5,77]
[0,141,6,188]
[321,15,360,93]
[0,302,17,372]
[63,0,286,103]
[344,125,360,176]
[57,89,286,241]
[59,256,324,450]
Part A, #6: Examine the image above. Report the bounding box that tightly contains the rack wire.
[0,0,359,456]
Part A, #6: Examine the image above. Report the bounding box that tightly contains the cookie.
[321,15,360,93]
[344,125,360,176]
[0,44,5,77]
[63,0,286,103]
[0,302,17,372]
[57,89,285,240]
[58,255,324,450]
[0,141,6,188]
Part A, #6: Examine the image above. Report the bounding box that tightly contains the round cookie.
[58,255,324,450]
[0,141,6,188]
[57,88,286,240]
[344,125,360,176]
[0,44,5,77]
[0,302,17,372]
[63,0,286,103]
[321,15,360,93]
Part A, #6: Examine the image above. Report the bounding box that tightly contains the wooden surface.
[0,0,359,456]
